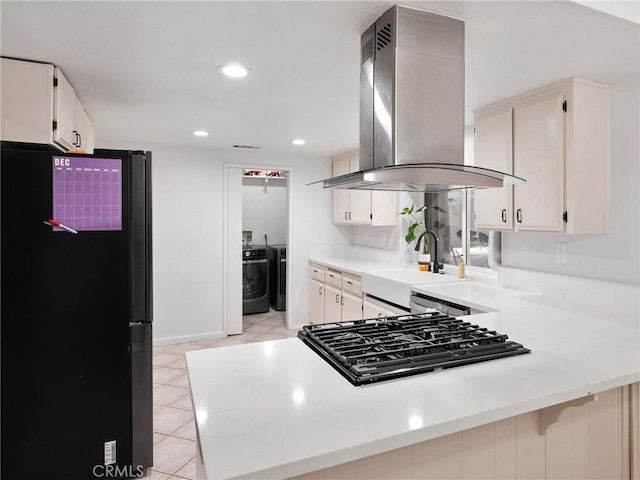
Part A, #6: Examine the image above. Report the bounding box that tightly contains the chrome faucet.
[415,230,444,273]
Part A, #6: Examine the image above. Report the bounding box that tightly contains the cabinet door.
[0,58,55,145]
[323,283,341,324]
[73,99,95,154]
[308,279,324,325]
[347,151,371,223]
[513,92,564,231]
[363,299,388,319]
[332,154,351,224]
[348,190,372,223]
[474,108,514,230]
[53,68,76,151]
[83,112,95,154]
[370,191,398,226]
[341,291,362,322]
[363,297,406,318]
[348,154,360,173]
[332,190,350,224]
[72,94,85,150]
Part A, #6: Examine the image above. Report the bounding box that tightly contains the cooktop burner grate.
[298,312,530,386]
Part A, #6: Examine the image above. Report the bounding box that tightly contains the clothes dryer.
[242,246,269,315]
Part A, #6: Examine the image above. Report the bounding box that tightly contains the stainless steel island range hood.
[312,5,524,192]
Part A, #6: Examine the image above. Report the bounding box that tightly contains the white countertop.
[308,253,398,276]
[187,277,640,479]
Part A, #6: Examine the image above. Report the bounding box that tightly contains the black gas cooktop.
[298,312,530,386]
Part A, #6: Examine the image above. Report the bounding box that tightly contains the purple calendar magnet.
[52,156,122,231]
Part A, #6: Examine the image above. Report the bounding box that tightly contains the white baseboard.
[153,331,225,347]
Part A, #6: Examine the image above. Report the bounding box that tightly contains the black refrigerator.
[1,145,153,479]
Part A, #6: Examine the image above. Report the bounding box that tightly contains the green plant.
[398,204,430,254]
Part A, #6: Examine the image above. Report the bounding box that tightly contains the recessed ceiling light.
[218,65,250,78]
[290,139,306,145]
[192,130,209,137]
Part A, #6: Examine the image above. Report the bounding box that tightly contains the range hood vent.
[311,5,525,192]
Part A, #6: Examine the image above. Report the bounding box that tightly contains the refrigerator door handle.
[130,151,152,323]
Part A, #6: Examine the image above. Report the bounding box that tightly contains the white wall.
[501,76,640,284]
[134,144,347,343]
[242,177,288,245]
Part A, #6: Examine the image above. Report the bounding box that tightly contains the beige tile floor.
[148,309,294,479]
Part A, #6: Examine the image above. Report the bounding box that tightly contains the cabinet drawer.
[325,270,342,288]
[342,274,362,296]
[309,264,325,282]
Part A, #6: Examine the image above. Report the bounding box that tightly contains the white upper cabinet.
[53,67,77,150]
[73,94,95,153]
[332,150,371,224]
[1,57,95,153]
[513,91,565,231]
[1,58,55,145]
[473,78,609,234]
[473,108,514,230]
[332,149,397,226]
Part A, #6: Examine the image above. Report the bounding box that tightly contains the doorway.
[223,164,291,336]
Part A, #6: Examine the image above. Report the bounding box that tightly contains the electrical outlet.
[555,243,568,264]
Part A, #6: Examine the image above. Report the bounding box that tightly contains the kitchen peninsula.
[186,264,639,479]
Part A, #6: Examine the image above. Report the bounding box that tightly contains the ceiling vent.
[232,145,261,150]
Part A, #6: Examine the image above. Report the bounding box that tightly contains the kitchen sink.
[361,267,468,308]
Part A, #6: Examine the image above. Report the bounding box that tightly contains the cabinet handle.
[328,273,334,278]
[76,132,81,148]
[501,209,507,223]
[319,286,323,296]
[346,280,353,285]
[340,295,344,305]
[336,294,340,304]
[348,212,352,220]
[516,209,522,223]
[344,212,348,220]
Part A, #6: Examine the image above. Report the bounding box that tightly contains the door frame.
[223,163,293,336]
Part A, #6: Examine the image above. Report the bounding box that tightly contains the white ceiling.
[1,1,638,158]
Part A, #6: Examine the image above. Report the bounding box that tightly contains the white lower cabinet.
[324,272,363,323]
[293,384,633,480]
[308,264,363,324]
[323,283,342,324]
[308,278,325,325]
[363,295,407,318]
[341,291,363,322]
[308,264,326,325]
